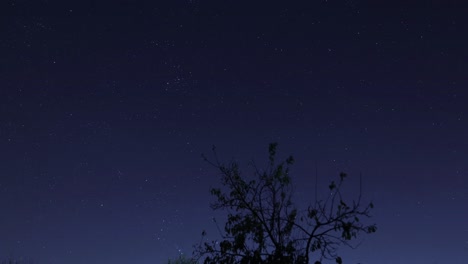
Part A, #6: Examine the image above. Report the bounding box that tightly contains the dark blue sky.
[1,1,467,263]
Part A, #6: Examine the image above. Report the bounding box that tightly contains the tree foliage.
[195,143,376,264]
[167,255,198,264]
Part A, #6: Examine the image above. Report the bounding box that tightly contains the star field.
[1,1,467,263]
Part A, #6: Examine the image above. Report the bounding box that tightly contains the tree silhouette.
[167,255,198,264]
[195,143,376,264]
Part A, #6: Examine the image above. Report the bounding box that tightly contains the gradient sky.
[1,1,467,263]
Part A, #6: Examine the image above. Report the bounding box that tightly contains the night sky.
[1,1,467,263]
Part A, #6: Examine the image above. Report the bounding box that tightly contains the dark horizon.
[1,1,467,263]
